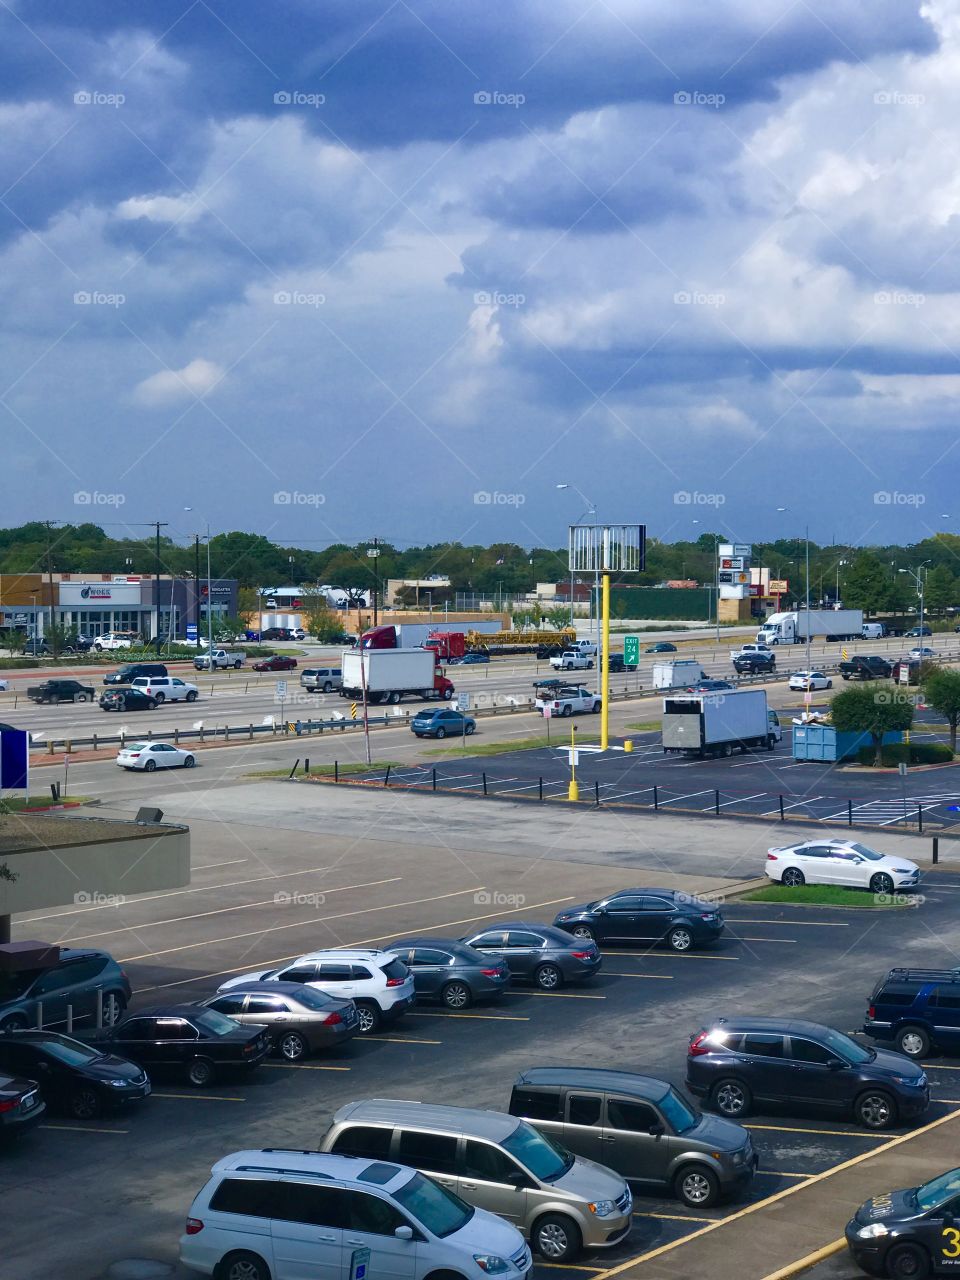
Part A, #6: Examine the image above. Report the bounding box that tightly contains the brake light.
[766,853,778,861]
[385,977,405,987]
[571,950,593,960]
[185,1218,204,1236]
[868,1005,876,1019]
[324,1012,343,1025]
[689,1031,710,1057]
[481,969,502,977]
[0,1099,17,1113]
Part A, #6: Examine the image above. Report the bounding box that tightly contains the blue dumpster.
[791,723,903,762]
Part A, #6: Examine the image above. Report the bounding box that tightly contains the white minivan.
[861,623,885,639]
[180,1149,532,1280]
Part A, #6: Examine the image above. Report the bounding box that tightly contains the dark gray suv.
[510,1067,755,1208]
[385,938,510,1009]
[0,948,130,1031]
[460,923,601,990]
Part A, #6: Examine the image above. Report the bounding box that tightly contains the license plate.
[21,1094,36,1111]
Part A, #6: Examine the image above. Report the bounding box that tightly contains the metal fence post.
[482,772,488,796]
[595,780,600,807]
[432,768,437,792]
[539,777,543,802]
[304,759,309,775]
[918,804,923,834]
[384,765,391,787]
[714,789,720,815]
[933,836,939,864]
[334,760,339,783]
[779,794,785,821]
[848,800,853,826]
[654,784,659,811]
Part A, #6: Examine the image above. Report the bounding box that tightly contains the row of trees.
[832,667,960,762]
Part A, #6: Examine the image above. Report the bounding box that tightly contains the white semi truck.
[756,609,863,645]
[340,649,455,704]
[662,688,777,758]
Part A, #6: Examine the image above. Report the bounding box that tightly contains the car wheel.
[535,963,562,991]
[896,1025,931,1059]
[0,1014,28,1032]
[675,1165,719,1209]
[186,690,198,702]
[323,682,333,693]
[389,691,401,704]
[143,759,157,772]
[69,1086,101,1120]
[465,723,476,735]
[355,1001,381,1034]
[435,726,447,739]
[856,1090,897,1130]
[278,1031,309,1061]
[668,926,694,953]
[534,1214,581,1263]
[781,867,805,887]
[146,698,156,709]
[101,991,126,1027]
[183,756,196,769]
[443,687,454,700]
[234,661,242,669]
[886,1243,931,1279]
[571,925,595,943]
[870,872,895,896]
[442,981,473,1011]
[562,704,573,717]
[711,1078,751,1118]
[154,692,165,704]
[721,742,733,758]
[186,1057,216,1087]
[826,680,832,688]
[75,693,89,703]
[217,1250,272,1280]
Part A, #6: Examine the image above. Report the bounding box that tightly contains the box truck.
[756,609,863,645]
[652,659,707,689]
[340,649,455,704]
[662,689,775,758]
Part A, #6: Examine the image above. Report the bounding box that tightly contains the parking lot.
[4,783,960,1280]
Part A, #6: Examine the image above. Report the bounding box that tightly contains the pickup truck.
[550,650,595,671]
[194,649,245,671]
[569,639,598,656]
[27,678,96,704]
[839,655,892,681]
[730,643,774,662]
[536,685,602,716]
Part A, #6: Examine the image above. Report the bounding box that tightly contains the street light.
[557,483,599,674]
[898,561,930,637]
[777,509,811,670]
[836,559,848,605]
[185,508,214,659]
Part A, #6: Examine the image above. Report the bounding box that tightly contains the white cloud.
[133,358,224,405]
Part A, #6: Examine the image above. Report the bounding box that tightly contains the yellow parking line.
[537,1266,604,1273]
[925,1062,960,1070]
[263,1063,351,1071]
[363,1036,442,1045]
[754,1170,810,1178]
[41,1123,128,1134]
[605,972,675,979]
[744,1123,883,1138]
[633,1211,711,1223]
[502,991,607,1000]
[414,1012,531,1021]
[152,1092,246,1102]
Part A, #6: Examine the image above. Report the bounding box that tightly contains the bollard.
[95,988,103,1030]
[36,1001,43,1029]
[918,804,923,834]
[385,765,392,787]
[304,759,309,775]
[174,728,179,745]
[482,772,488,796]
[654,784,659,811]
[848,800,853,827]
[334,760,339,783]
[66,1004,73,1034]
[779,794,785,821]
[539,777,543,802]
[595,780,600,807]
[714,789,720,815]
[249,723,254,739]
[933,836,940,865]
[93,732,98,752]
[432,768,437,792]
[623,739,633,753]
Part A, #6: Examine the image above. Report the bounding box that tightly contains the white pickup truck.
[194,648,245,671]
[569,639,598,656]
[730,643,775,662]
[550,649,595,671]
[536,685,602,716]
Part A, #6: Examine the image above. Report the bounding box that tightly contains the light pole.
[836,559,848,606]
[185,508,214,659]
[367,540,381,627]
[899,562,930,637]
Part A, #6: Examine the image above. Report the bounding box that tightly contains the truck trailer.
[756,609,863,645]
[662,688,775,758]
[652,659,707,689]
[340,649,455,704]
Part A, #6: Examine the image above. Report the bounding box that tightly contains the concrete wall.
[0,822,190,915]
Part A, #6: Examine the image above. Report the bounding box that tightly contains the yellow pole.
[601,571,611,750]
[567,723,579,801]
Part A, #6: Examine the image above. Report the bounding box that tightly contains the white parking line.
[660,788,715,804]
[717,792,767,808]
[760,796,824,815]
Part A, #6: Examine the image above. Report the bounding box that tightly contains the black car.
[25,678,96,704]
[686,1017,929,1130]
[0,947,130,1032]
[845,1166,960,1278]
[732,652,776,674]
[199,983,360,1060]
[0,1069,44,1139]
[607,654,637,673]
[686,680,735,692]
[103,662,168,686]
[97,1005,272,1087]
[646,642,678,653]
[99,687,158,712]
[459,922,601,989]
[554,888,724,953]
[0,1030,149,1120]
[536,644,565,660]
[864,967,960,1059]
[906,626,933,637]
[385,938,510,1009]
[22,638,50,655]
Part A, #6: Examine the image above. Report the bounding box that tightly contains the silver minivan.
[320,1099,632,1263]
[300,667,342,692]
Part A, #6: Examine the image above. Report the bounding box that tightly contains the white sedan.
[116,742,196,772]
[766,839,920,894]
[788,670,832,691]
[909,647,936,660]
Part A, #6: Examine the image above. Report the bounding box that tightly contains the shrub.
[856,743,954,766]
[0,658,42,670]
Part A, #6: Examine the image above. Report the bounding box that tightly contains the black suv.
[686,1017,929,1130]
[554,889,724,952]
[99,687,158,712]
[732,652,776,674]
[0,948,130,1031]
[864,968,960,1059]
[103,662,168,686]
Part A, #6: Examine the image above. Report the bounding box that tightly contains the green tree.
[545,605,572,631]
[299,589,344,641]
[842,552,891,616]
[922,668,960,753]
[923,564,957,616]
[830,683,914,765]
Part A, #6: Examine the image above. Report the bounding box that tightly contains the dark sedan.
[0,1069,44,1139]
[646,642,677,653]
[0,1030,149,1120]
[199,983,360,1060]
[99,688,157,712]
[460,923,601,990]
[252,655,297,672]
[686,680,735,693]
[845,1166,960,1278]
[686,1017,929,1130]
[385,938,510,1009]
[96,1005,271,1087]
[554,889,724,953]
[458,652,490,664]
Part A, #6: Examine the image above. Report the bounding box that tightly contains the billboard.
[719,557,744,571]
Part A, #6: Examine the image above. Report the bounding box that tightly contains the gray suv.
[300,667,342,692]
[0,947,130,1031]
[320,1098,632,1263]
[509,1067,756,1208]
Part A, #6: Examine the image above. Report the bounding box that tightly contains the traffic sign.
[350,702,358,720]
[186,623,198,642]
[623,634,640,666]
[275,679,287,698]
[456,693,471,711]
[350,1247,370,1280]
[841,647,849,660]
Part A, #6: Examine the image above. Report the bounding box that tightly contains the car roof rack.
[885,967,960,983]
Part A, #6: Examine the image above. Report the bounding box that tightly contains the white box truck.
[652,659,707,689]
[756,609,863,645]
[340,649,455,705]
[662,689,775,758]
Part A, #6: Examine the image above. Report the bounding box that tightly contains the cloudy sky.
[1,0,958,553]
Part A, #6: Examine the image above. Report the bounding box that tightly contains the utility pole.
[44,520,57,652]
[194,534,202,635]
[153,521,168,655]
[367,538,381,627]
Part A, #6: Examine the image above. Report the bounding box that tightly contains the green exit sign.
[624,634,640,665]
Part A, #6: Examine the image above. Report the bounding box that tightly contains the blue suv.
[864,967,960,1059]
[411,708,476,739]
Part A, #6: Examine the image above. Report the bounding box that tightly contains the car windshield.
[39,1035,104,1067]
[819,1026,874,1064]
[658,1087,700,1133]
[393,1171,474,1237]
[123,743,149,752]
[502,1120,574,1182]
[193,1009,241,1036]
[915,1169,960,1211]
[847,844,885,862]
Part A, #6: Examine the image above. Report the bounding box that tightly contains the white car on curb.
[765,839,920,894]
[788,670,832,691]
[0,678,7,692]
[130,676,199,703]
[116,742,196,771]
[217,948,416,1035]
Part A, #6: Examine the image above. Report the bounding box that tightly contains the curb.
[760,1239,846,1280]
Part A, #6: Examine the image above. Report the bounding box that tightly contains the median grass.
[423,734,556,757]
[624,721,660,732]
[0,795,92,812]
[247,761,402,778]
[743,884,917,908]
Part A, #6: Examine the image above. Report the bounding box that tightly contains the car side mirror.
[395,1226,414,1241]
[827,1057,846,1070]
[648,1123,664,1138]
[508,1170,527,1189]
